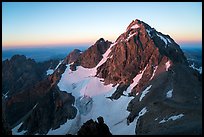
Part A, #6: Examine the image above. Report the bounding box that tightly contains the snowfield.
[56,64,137,135]
[159,114,184,124]
[53,43,141,135]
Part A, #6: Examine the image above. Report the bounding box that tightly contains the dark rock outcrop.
[2,55,59,97]
[2,55,41,97]
[71,38,112,69]
[17,86,77,135]
[77,116,112,135]
[2,99,12,135]
[64,49,81,64]
[2,53,77,135]
[126,63,202,135]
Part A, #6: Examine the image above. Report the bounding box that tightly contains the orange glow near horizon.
[2,37,98,48]
[2,34,118,48]
[3,34,201,49]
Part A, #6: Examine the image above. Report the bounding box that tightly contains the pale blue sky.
[2,2,202,48]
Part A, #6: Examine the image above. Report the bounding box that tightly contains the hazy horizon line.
[2,41,202,50]
[2,43,92,50]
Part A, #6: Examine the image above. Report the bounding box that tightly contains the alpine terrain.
[2,19,202,135]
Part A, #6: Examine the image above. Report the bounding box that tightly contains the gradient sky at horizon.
[2,2,202,48]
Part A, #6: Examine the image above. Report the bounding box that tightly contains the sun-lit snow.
[139,85,152,101]
[130,24,140,29]
[166,89,173,98]
[189,63,202,74]
[159,114,184,124]
[156,33,168,46]
[95,43,116,68]
[55,60,139,135]
[165,61,171,71]
[125,65,148,95]
[12,123,27,135]
[55,60,64,69]
[109,55,113,59]
[150,66,158,80]
[49,41,151,135]
[126,32,137,41]
[46,60,64,75]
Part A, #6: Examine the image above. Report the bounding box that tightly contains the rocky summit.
[3,19,202,135]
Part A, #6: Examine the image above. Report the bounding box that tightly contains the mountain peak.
[96,38,105,43]
[126,19,142,31]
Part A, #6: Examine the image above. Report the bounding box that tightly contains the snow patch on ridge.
[46,69,54,75]
[139,85,152,101]
[159,114,184,124]
[165,61,171,71]
[156,33,168,46]
[126,32,137,41]
[46,60,64,75]
[55,60,64,69]
[150,66,158,80]
[125,65,148,95]
[130,24,140,29]
[166,89,173,98]
[189,63,202,74]
[166,38,172,43]
[12,123,27,135]
[96,42,116,69]
[146,29,152,37]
